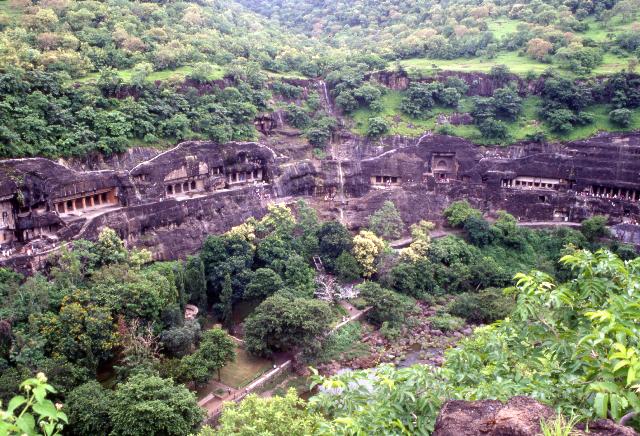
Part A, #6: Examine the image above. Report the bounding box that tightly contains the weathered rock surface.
[433,396,638,436]
[1,131,639,274]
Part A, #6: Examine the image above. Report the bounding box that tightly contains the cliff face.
[1,131,640,273]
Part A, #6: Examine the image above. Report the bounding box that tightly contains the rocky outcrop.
[433,397,638,436]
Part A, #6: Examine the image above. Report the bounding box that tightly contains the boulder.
[433,396,638,436]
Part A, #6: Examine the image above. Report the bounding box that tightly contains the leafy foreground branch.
[300,249,640,434]
[0,373,67,436]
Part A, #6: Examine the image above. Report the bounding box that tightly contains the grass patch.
[486,17,523,39]
[315,321,370,364]
[578,16,639,42]
[74,63,225,84]
[399,49,632,78]
[266,70,309,80]
[218,346,273,389]
[400,52,552,77]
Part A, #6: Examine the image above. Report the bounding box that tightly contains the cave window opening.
[94,194,100,205]
[101,193,107,203]
[167,185,173,195]
[183,182,189,192]
[175,184,182,194]
[191,181,196,190]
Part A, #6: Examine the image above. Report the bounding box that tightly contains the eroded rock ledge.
[1,132,639,273]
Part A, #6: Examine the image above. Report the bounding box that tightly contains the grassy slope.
[75,64,226,84]
[351,91,640,144]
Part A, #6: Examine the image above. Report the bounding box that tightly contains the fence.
[202,359,293,424]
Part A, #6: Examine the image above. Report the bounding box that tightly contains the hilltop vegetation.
[239,0,639,74]
[0,0,639,157]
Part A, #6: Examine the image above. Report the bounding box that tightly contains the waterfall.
[415,131,431,147]
[319,80,333,115]
[332,142,346,224]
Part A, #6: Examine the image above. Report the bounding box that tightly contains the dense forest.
[1,0,640,434]
[1,200,638,434]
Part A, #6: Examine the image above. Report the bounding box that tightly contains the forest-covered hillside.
[0,0,639,158]
[1,1,640,435]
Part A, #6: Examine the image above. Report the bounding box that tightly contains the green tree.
[316,221,353,272]
[244,295,332,357]
[109,373,204,436]
[197,327,236,381]
[492,86,522,121]
[185,256,207,310]
[463,216,494,247]
[609,108,632,127]
[219,273,234,326]
[244,268,283,300]
[35,290,118,370]
[285,104,310,129]
[0,373,68,436]
[580,215,610,242]
[65,381,115,436]
[366,117,389,138]
[442,200,482,228]
[478,117,509,141]
[335,251,362,282]
[160,320,201,358]
[357,281,415,327]
[94,228,127,266]
[368,201,405,240]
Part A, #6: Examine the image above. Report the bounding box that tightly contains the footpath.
[198,300,370,421]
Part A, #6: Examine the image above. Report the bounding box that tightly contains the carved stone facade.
[1,132,639,273]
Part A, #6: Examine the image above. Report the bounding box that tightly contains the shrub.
[609,108,632,127]
[335,251,362,282]
[448,288,515,324]
[463,216,493,247]
[429,313,465,332]
[367,117,390,138]
[478,117,509,141]
[580,215,609,242]
[358,281,415,327]
[443,200,482,228]
[368,201,405,240]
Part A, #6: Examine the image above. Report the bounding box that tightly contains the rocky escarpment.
[1,131,639,274]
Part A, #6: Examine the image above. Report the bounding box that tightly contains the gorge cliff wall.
[1,131,640,274]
